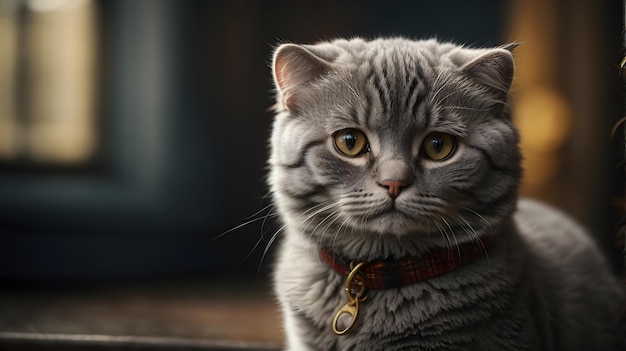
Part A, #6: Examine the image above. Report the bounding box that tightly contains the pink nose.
[381,180,408,198]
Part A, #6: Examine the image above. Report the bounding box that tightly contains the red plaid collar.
[320,236,493,290]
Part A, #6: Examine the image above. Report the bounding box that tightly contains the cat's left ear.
[462,47,515,95]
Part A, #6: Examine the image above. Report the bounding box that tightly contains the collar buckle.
[332,261,367,335]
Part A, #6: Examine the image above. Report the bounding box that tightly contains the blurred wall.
[509,0,623,266]
[0,0,620,284]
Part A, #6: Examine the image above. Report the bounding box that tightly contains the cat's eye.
[422,132,457,161]
[333,129,369,157]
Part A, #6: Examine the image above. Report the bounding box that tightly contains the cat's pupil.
[345,134,357,150]
[431,137,444,154]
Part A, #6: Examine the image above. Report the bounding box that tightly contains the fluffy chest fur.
[268,37,623,351]
[275,224,535,351]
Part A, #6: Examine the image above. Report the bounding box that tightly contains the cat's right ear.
[272,44,331,113]
[462,49,515,97]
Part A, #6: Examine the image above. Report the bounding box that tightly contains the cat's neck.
[319,233,494,290]
[294,220,506,263]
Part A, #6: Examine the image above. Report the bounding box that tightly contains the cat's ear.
[462,48,515,95]
[499,42,520,52]
[272,44,332,113]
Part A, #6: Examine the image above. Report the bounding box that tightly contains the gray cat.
[268,37,623,351]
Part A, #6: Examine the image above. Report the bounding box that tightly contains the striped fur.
[269,37,623,351]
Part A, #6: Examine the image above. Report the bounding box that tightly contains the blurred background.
[0,0,622,289]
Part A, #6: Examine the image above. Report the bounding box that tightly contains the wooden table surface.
[0,281,283,350]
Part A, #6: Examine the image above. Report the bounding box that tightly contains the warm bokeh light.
[506,0,615,228]
[515,88,571,154]
[514,87,571,186]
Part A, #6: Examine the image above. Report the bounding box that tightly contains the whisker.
[440,215,461,260]
[244,203,275,220]
[433,220,452,252]
[439,105,489,112]
[332,215,353,252]
[437,196,493,229]
[260,206,276,236]
[432,90,460,107]
[301,202,338,234]
[463,207,492,228]
[454,214,490,264]
[257,224,287,277]
[316,211,343,248]
[427,69,449,106]
[214,212,275,240]
[311,209,339,236]
[243,220,280,264]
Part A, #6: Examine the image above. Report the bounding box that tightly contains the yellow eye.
[422,132,457,161]
[333,129,369,157]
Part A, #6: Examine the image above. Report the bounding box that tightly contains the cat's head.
[269,38,521,256]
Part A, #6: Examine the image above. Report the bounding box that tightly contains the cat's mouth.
[370,205,407,219]
[364,205,426,236]
[369,198,415,218]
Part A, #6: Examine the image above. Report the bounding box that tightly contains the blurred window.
[0,0,98,166]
